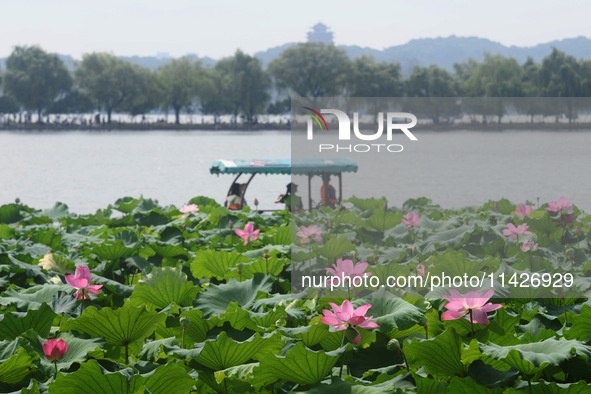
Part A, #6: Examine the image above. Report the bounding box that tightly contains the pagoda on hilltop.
[307,23,334,44]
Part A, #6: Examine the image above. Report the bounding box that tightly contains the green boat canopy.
[210,158,358,176]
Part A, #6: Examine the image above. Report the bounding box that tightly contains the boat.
[209,158,358,211]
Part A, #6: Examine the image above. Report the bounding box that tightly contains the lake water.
[0,130,590,213]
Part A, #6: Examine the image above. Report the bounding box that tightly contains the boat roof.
[210,158,358,175]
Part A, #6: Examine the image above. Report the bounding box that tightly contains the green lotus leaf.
[0,224,14,239]
[229,256,285,280]
[130,267,199,309]
[0,204,24,224]
[0,285,62,310]
[405,328,467,378]
[355,290,424,333]
[170,331,284,371]
[30,228,62,249]
[318,236,355,262]
[111,197,140,214]
[91,239,137,261]
[61,304,165,352]
[0,348,35,385]
[214,362,257,384]
[281,320,330,347]
[564,304,591,342]
[40,203,69,219]
[347,196,388,211]
[0,303,56,340]
[195,274,273,317]
[265,223,295,246]
[197,331,282,370]
[139,362,195,394]
[297,377,404,393]
[190,249,249,280]
[254,342,347,387]
[147,241,188,258]
[49,359,193,394]
[479,338,591,376]
[137,337,178,362]
[364,209,401,233]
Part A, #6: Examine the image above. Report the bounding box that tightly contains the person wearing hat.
[275,182,303,212]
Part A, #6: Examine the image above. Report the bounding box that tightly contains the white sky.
[1,0,589,59]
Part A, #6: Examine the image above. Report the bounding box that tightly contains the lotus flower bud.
[180,317,191,329]
[387,338,401,352]
[43,339,68,361]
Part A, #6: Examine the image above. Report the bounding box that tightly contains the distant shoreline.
[2,121,591,132]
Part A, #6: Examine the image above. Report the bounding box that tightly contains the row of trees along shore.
[1,43,591,125]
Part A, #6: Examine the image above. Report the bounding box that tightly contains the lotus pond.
[1,196,591,393]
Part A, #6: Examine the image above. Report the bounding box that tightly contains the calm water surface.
[0,130,589,213]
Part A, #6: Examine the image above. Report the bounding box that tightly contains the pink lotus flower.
[296,225,323,244]
[43,339,68,362]
[402,212,420,229]
[234,222,260,246]
[416,263,425,278]
[442,288,502,325]
[502,223,533,241]
[179,204,199,217]
[515,204,532,218]
[320,300,379,344]
[520,239,538,252]
[325,258,371,279]
[65,266,103,300]
[547,197,572,213]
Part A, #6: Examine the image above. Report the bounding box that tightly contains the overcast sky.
[1,0,589,59]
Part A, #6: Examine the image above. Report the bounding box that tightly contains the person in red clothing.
[320,173,337,208]
[225,183,246,210]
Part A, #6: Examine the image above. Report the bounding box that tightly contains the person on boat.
[320,173,337,208]
[275,182,303,213]
[226,183,246,210]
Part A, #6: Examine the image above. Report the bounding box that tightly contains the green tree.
[215,50,270,122]
[157,57,200,124]
[119,66,161,118]
[460,54,523,122]
[517,57,549,122]
[539,49,591,123]
[0,96,19,114]
[405,65,459,124]
[406,65,458,97]
[347,57,402,97]
[462,54,523,97]
[268,43,350,97]
[3,46,72,122]
[75,53,152,123]
[48,90,94,114]
[199,68,233,118]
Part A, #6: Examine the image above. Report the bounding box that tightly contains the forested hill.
[256,36,591,73]
[2,35,591,72]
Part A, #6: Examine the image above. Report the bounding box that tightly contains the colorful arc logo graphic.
[303,107,328,131]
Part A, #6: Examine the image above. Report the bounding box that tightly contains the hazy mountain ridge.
[256,36,591,73]
[1,36,590,72]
